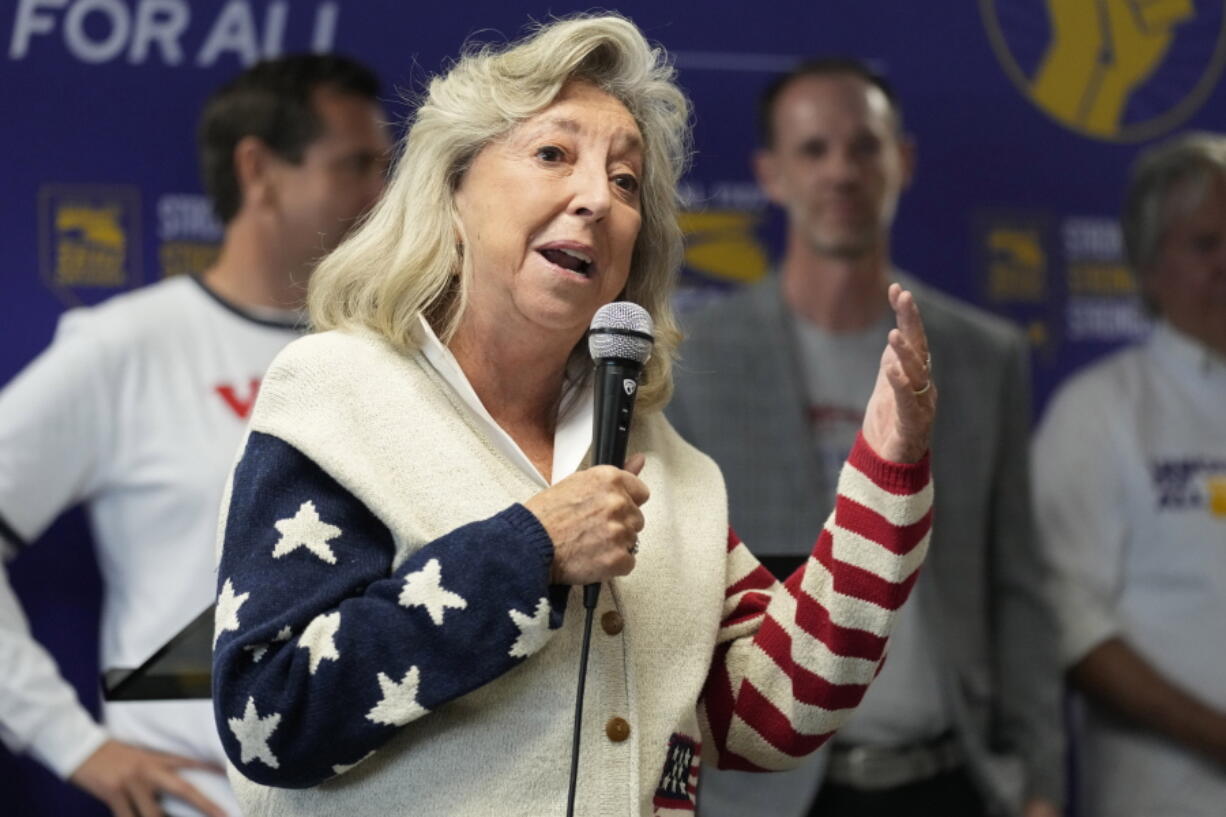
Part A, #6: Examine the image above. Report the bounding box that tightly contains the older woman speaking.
[211,14,937,817]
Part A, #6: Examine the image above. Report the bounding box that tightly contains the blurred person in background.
[0,53,389,817]
[670,58,1063,817]
[1032,131,1226,817]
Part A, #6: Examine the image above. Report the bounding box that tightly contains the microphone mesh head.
[588,302,654,364]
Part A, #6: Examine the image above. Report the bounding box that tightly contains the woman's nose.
[569,162,612,220]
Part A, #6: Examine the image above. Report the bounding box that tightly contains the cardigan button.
[601,610,624,635]
[605,717,631,743]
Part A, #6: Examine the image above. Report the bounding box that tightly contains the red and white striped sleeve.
[698,432,932,771]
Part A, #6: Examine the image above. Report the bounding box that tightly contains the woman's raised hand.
[861,283,937,464]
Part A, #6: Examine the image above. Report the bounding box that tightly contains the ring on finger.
[912,380,932,396]
[629,538,639,555]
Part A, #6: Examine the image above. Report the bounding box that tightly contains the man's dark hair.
[757,57,903,147]
[199,53,380,224]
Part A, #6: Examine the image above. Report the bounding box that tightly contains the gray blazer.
[667,276,1064,815]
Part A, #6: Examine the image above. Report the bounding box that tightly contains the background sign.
[3,2,1225,813]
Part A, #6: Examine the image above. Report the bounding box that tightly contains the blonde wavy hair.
[308,13,691,412]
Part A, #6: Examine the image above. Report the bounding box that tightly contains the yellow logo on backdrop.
[679,211,769,286]
[974,214,1055,358]
[1209,476,1226,517]
[39,185,142,305]
[54,204,127,286]
[981,0,1226,141]
[987,227,1046,302]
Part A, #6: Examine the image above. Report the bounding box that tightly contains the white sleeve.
[1031,377,1128,667]
[0,310,118,548]
[0,565,109,776]
[0,312,117,776]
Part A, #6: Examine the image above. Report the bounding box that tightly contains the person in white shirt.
[1033,131,1226,817]
[0,54,390,817]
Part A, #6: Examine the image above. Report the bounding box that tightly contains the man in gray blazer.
[668,59,1063,817]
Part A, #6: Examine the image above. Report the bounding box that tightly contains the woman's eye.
[535,146,564,162]
[613,174,640,193]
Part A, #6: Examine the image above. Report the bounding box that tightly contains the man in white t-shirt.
[669,58,1063,817]
[0,55,390,817]
[1033,132,1226,817]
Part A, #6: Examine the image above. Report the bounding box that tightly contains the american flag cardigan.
[212,328,932,817]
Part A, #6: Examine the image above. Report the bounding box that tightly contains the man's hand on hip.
[69,738,227,817]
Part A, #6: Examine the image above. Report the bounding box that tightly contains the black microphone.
[567,301,654,817]
[585,302,654,608]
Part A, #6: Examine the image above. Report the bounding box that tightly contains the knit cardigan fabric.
[212,327,933,817]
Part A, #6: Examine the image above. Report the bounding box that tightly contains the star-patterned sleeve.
[212,431,567,788]
[698,433,932,770]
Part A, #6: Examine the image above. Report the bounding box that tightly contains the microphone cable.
[565,586,601,817]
